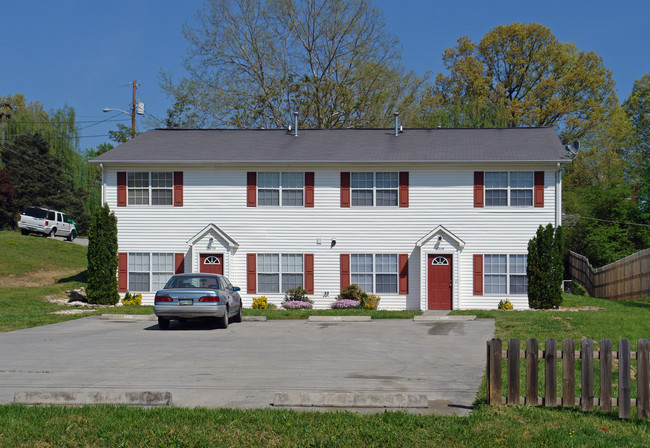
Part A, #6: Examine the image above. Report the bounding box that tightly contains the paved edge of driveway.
[14,390,173,407]
[273,392,429,408]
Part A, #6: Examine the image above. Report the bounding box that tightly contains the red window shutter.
[399,172,409,207]
[340,172,350,207]
[340,254,350,292]
[247,172,257,207]
[174,253,185,274]
[118,252,128,292]
[534,171,544,207]
[473,254,483,296]
[247,253,257,294]
[117,172,127,207]
[399,253,409,294]
[304,254,314,294]
[305,172,315,207]
[173,171,183,207]
[474,172,484,208]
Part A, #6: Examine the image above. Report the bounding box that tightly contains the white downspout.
[100,163,105,206]
[556,165,562,227]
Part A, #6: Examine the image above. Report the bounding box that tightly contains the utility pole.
[130,80,138,139]
[103,81,144,141]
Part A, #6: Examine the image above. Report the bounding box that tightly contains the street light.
[103,80,145,139]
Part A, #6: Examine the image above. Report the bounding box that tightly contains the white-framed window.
[128,252,174,291]
[257,254,304,293]
[485,172,533,207]
[351,172,398,206]
[127,172,173,205]
[484,254,528,295]
[351,254,398,294]
[258,172,304,206]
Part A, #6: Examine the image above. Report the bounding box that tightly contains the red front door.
[428,254,452,310]
[200,254,223,274]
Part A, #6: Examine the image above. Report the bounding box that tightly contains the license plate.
[179,299,193,306]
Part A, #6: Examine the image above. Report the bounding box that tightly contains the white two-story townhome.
[91,127,570,310]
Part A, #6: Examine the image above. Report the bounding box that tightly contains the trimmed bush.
[337,284,362,302]
[252,296,269,309]
[86,203,119,305]
[283,286,313,304]
[121,292,142,306]
[359,292,381,310]
[498,299,513,310]
[527,224,564,309]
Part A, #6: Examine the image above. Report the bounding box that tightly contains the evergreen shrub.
[86,203,119,305]
[527,224,564,309]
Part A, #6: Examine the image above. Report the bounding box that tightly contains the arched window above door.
[432,256,449,265]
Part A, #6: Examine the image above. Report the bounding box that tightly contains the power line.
[565,214,650,228]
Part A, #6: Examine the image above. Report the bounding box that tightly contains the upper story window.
[127,172,173,205]
[351,172,398,206]
[485,172,533,207]
[258,172,304,206]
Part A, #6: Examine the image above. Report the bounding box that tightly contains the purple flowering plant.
[282,300,313,310]
[330,299,361,309]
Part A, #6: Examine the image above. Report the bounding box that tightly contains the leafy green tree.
[429,23,617,141]
[86,203,119,305]
[624,74,650,213]
[1,134,90,233]
[159,0,425,129]
[108,124,141,144]
[0,168,16,228]
[527,224,564,309]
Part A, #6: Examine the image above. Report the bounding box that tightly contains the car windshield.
[23,207,47,218]
[164,276,220,289]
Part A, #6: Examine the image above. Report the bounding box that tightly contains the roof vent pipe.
[294,112,298,137]
[394,112,399,136]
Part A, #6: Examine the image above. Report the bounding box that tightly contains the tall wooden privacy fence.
[568,249,650,300]
[486,338,650,419]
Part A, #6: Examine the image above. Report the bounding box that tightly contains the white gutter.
[100,163,105,206]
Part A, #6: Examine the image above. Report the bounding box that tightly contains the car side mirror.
[232,286,241,292]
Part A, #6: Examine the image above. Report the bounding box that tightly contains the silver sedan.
[154,273,243,330]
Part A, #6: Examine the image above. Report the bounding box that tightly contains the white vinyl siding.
[485,172,533,207]
[108,165,556,310]
[128,252,174,292]
[258,254,304,293]
[351,254,398,294]
[258,172,304,206]
[127,172,172,206]
[484,254,528,295]
[351,172,398,206]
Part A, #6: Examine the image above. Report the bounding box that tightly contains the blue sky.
[4,0,649,151]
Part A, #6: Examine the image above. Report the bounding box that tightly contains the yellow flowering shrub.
[252,296,269,309]
[121,292,142,306]
[498,299,513,310]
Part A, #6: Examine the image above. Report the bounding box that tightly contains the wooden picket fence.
[568,249,650,300]
[486,338,650,419]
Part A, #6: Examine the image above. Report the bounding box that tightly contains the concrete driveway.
[0,316,494,415]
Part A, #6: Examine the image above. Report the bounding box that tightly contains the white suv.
[18,206,77,240]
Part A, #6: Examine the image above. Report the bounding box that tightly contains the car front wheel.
[158,317,170,330]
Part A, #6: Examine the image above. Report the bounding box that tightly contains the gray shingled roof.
[91,127,570,165]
